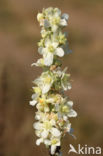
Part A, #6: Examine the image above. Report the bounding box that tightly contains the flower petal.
[62,13,69,21]
[63,115,68,121]
[29,100,37,106]
[51,145,57,155]
[60,19,67,26]
[41,130,49,138]
[67,123,71,132]
[52,25,58,32]
[35,130,41,137]
[44,52,53,66]
[44,139,51,145]
[45,39,51,47]
[31,93,38,99]
[51,128,61,137]
[36,138,43,146]
[35,114,41,120]
[33,122,42,130]
[38,47,43,55]
[42,84,51,94]
[68,109,77,117]
[44,106,50,112]
[55,48,64,57]
[52,42,58,48]
[67,101,73,107]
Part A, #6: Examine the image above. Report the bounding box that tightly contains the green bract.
[30,7,77,156]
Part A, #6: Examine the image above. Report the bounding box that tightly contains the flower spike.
[30,7,77,156]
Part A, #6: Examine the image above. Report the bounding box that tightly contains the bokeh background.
[0,0,103,156]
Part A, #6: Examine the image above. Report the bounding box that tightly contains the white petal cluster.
[36,7,71,67]
[30,7,77,155]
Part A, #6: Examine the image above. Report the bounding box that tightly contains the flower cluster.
[30,7,77,156]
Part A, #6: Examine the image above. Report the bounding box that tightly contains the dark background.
[0,0,103,155]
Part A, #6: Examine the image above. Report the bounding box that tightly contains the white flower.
[54,99,77,123]
[44,137,61,155]
[52,67,71,91]
[50,138,61,155]
[33,120,61,145]
[42,39,64,66]
[45,8,61,32]
[47,8,67,32]
[36,95,50,112]
[34,71,53,94]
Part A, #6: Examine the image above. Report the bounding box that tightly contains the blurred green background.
[0,0,103,156]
